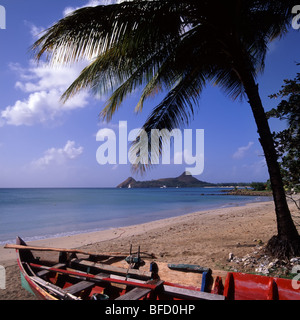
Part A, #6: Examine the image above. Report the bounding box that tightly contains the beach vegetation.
[31,0,300,259]
[250,182,267,192]
[267,71,300,193]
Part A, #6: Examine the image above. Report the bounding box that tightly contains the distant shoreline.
[222,189,273,197]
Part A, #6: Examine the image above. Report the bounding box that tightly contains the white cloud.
[24,21,46,40]
[32,140,83,168]
[1,1,125,127]
[14,61,83,93]
[232,141,254,160]
[1,60,90,126]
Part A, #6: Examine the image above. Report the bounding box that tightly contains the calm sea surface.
[0,188,272,244]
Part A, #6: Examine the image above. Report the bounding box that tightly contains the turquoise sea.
[0,188,272,245]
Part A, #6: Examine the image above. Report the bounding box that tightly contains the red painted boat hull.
[223,272,300,300]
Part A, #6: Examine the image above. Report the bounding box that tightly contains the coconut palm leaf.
[32,1,187,64]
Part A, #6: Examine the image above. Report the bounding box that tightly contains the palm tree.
[32,0,299,258]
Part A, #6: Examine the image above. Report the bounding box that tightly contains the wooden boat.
[5,237,300,300]
[7,237,224,300]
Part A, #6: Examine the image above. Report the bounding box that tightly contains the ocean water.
[0,188,272,245]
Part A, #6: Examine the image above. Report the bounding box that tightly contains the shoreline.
[0,193,272,248]
[1,198,299,300]
[0,187,273,246]
[0,199,272,265]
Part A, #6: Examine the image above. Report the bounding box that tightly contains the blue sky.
[0,0,299,187]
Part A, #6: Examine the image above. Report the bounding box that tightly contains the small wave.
[0,227,107,246]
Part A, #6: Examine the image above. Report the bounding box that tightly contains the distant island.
[117,172,213,188]
[116,171,254,189]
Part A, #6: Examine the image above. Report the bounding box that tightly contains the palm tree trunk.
[237,63,299,246]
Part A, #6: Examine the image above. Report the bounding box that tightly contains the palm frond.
[32,1,184,65]
[130,67,205,173]
[134,23,203,113]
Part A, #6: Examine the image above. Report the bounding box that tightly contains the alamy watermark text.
[0,5,6,29]
[292,5,300,29]
[0,265,5,290]
[96,121,204,175]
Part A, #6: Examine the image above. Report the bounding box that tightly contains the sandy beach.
[1,198,299,300]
